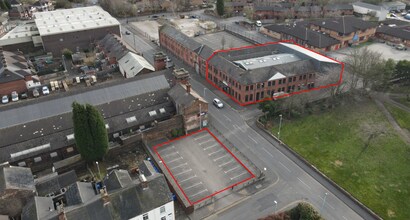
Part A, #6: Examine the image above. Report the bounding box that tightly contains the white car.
[256,20,262,27]
[11,91,19,102]
[42,86,50,95]
[2,95,9,104]
[213,98,224,108]
[166,56,171,62]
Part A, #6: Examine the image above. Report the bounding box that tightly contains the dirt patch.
[333,160,343,167]
[130,20,160,40]
[387,209,396,218]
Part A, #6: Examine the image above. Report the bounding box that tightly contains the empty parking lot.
[154,129,254,205]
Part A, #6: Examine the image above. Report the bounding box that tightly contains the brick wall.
[145,115,184,141]
[0,79,27,96]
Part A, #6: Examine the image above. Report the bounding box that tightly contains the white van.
[256,20,262,27]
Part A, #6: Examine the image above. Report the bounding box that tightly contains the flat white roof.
[34,6,120,36]
[279,42,339,63]
[0,22,39,45]
[234,53,301,70]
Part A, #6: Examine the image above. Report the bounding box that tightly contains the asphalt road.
[120,12,377,220]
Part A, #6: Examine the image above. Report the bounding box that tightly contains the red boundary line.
[205,39,345,106]
[153,128,255,206]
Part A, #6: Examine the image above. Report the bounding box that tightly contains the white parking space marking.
[262,148,274,158]
[248,135,258,144]
[318,195,335,210]
[230,171,248,180]
[224,165,240,173]
[159,145,175,154]
[190,189,208,197]
[279,161,291,173]
[297,177,311,190]
[168,157,183,163]
[174,169,192,177]
[224,115,232,122]
[219,159,234,167]
[199,139,213,145]
[194,135,208,140]
[179,175,197,183]
[162,151,179,158]
[204,143,218,150]
[184,182,203,190]
[213,154,229,162]
[209,149,223,156]
[171,162,188,169]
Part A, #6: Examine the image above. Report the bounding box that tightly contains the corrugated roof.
[118,52,154,78]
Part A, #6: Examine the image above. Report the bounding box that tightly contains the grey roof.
[138,160,156,177]
[159,25,202,51]
[0,73,170,129]
[254,4,290,12]
[104,169,133,193]
[310,16,378,34]
[168,83,197,107]
[21,196,58,220]
[65,182,96,206]
[379,19,410,27]
[353,2,385,11]
[98,34,129,61]
[0,50,31,84]
[35,170,77,196]
[195,44,214,60]
[377,25,410,40]
[324,4,353,11]
[264,24,340,48]
[0,166,35,192]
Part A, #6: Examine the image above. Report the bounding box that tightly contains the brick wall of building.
[311,24,376,47]
[0,79,27,96]
[159,31,198,68]
[42,25,120,56]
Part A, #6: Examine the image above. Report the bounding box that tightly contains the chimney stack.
[139,174,148,190]
[186,83,191,94]
[153,52,166,71]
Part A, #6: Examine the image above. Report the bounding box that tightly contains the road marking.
[233,124,246,132]
[159,145,175,154]
[318,195,336,210]
[168,157,183,163]
[190,189,208,197]
[171,162,188,169]
[214,154,229,161]
[224,115,232,122]
[230,171,248,180]
[199,139,213,145]
[179,175,197,183]
[162,151,179,158]
[248,135,258,144]
[219,159,234,167]
[224,165,240,173]
[262,148,274,158]
[184,182,202,190]
[278,161,291,173]
[297,177,311,190]
[204,143,218,150]
[209,149,223,156]
[194,135,208,140]
[174,169,192,177]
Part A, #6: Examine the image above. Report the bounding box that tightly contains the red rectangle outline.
[153,128,256,205]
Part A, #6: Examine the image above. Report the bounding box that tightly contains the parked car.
[151,15,159,20]
[11,91,19,102]
[33,89,40,98]
[386,41,395,46]
[256,20,262,27]
[20,92,28,99]
[213,98,224,108]
[166,56,171,62]
[125,31,131,35]
[395,44,407,50]
[42,86,50,95]
[2,95,9,104]
[390,13,397,18]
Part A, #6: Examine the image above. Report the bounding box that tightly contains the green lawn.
[392,97,410,109]
[386,103,410,131]
[272,101,410,219]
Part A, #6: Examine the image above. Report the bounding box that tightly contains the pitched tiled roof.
[310,16,378,34]
[324,4,353,11]
[377,25,410,40]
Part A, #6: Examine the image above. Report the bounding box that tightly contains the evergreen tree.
[0,0,7,10]
[72,102,108,162]
[4,0,10,10]
[216,0,224,16]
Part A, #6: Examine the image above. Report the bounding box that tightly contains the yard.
[271,99,410,219]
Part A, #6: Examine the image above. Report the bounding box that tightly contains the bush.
[62,48,73,59]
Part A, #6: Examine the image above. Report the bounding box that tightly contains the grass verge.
[385,103,410,131]
[271,100,410,219]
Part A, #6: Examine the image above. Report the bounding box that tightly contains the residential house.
[376,24,410,47]
[323,4,354,17]
[8,0,31,20]
[0,50,33,96]
[253,4,292,20]
[309,16,378,47]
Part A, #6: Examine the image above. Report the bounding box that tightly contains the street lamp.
[321,192,328,214]
[274,200,278,214]
[277,114,283,139]
[95,161,101,178]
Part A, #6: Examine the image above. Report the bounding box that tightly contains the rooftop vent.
[66,134,74,141]
[149,110,157,117]
[126,116,137,123]
[159,108,166,114]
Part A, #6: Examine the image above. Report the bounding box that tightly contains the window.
[278,79,282,84]
[293,77,296,81]
[245,86,249,91]
[160,206,166,214]
[289,77,292,83]
[261,91,264,98]
[250,94,253,101]
[250,85,254,90]
[309,74,313,79]
[299,76,302,80]
[283,79,286,84]
[257,84,260,89]
[303,75,306,80]
[272,81,275,86]
[268,81,271,86]
[245,95,248,102]
[143,214,149,220]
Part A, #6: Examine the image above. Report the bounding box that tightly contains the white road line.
[159,145,175,154]
[248,135,258,144]
[224,115,232,122]
[278,161,291,173]
[184,182,202,190]
[179,175,197,183]
[224,165,240,173]
[162,151,179,158]
[297,177,311,190]
[262,148,274,158]
[199,139,213,145]
[167,157,183,163]
[204,143,218,150]
[174,169,192,177]
[213,154,229,162]
[209,149,223,156]
[190,189,208,197]
[194,135,208,140]
[171,162,188,169]
[219,159,234,167]
[230,171,247,180]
